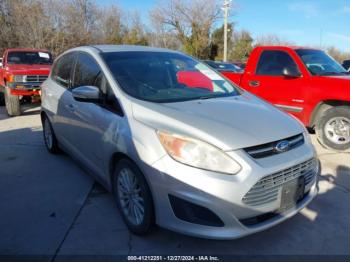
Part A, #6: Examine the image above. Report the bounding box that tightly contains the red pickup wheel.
[4,86,21,116]
[316,106,350,151]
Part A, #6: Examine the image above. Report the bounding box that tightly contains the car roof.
[5,48,50,53]
[257,45,321,51]
[88,45,181,54]
[203,60,233,65]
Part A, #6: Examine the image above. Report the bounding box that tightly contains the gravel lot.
[1,105,350,259]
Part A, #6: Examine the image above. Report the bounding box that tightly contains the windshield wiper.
[197,94,230,100]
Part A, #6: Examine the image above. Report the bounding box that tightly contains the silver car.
[41,45,319,239]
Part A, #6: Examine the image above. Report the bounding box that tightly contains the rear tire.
[42,115,60,154]
[4,87,20,116]
[113,159,154,235]
[316,106,350,151]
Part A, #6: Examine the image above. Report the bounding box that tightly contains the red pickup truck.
[0,48,53,116]
[221,46,350,151]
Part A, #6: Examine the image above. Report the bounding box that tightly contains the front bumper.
[144,142,319,239]
[7,82,41,96]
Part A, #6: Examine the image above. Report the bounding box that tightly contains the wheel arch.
[108,151,156,214]
[310,100,350,128]
[108,152,150,191]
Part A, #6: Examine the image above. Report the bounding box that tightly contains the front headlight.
[9,75,26,83]
[157,131,241,175]
[14,75,26,82]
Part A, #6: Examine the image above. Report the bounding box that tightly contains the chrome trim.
[25,75,48,83]
[245,134,304,159]
[275,104,303,113]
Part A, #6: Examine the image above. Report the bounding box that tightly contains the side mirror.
[282,67,301,78]
[72,86,102,103]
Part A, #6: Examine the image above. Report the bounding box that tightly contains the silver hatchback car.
[41,45,319,239]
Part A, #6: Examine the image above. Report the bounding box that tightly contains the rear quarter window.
[51,52,76,88]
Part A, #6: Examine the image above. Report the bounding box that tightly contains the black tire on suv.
[4,86,21,116]
[316,106,350,151]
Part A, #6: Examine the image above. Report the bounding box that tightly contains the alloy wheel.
[117,168,145,225]
[324,117,350,145]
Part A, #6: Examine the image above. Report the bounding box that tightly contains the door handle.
[249,80,260,87]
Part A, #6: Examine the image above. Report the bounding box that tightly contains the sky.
[99,0,350,52]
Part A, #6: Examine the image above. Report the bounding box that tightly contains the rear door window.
[256,50,299,76]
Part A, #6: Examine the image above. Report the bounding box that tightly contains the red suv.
[0,48,53,116]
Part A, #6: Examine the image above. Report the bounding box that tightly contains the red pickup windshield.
[7,51,53,65]
[296,49,347,76]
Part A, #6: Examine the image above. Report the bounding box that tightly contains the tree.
[229,30,253,62]
[123,12,149,46]
[326,46,350,63]
[0,0,148,56]
[150,0,221,59]
[97,5,124,45]
[255,34,294,46]
[149,12,181,50]
[210,23,234,60]
[0,0,54,53]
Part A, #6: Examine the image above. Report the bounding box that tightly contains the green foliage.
[210,23,233,60]
[229,30,253,62]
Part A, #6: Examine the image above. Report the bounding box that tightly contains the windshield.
[7,51,53,65]
[102,51,240,103]
[205,61,243,72]
[296,49,347,76]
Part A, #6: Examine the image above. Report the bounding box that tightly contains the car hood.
[132,93,303,151]
[5,64,51,75]
[317,75,350,84]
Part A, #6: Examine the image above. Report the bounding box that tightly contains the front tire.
[42,115,60,154]
[4,87,21,116]
[113,159,154,235]
[316,106,350,151]
[0,91,4,106]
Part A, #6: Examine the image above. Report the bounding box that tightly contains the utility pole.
[222,0,231,62]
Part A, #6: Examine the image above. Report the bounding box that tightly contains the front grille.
[244,133,304,159]
[25,75,48,83]
[242,158,317,207]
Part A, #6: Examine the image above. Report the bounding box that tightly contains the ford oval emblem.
[274,140,290,153]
